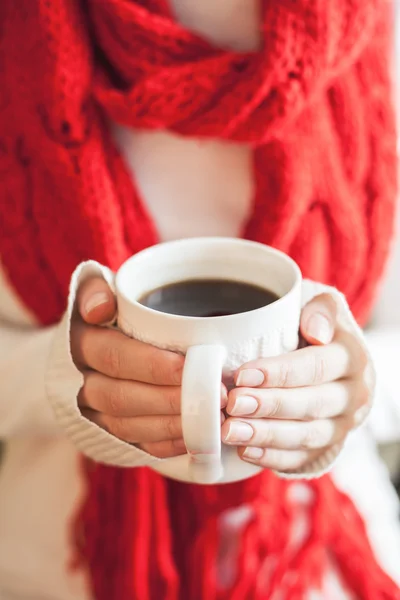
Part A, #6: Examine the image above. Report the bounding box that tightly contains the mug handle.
[181,344,226,484]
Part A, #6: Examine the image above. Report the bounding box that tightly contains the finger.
[77,277,117,325]
[72,324,184,384]
[222,416,351,450]
[227,380,367,420]
[79,371,228,417]
[300,293,337,346]
[237,446,328,472]
[139,439,187,459]
[235,331,357,389]
[79,371,181,416]
[83,409,183,444]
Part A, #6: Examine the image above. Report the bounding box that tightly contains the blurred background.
[372,4,400,490]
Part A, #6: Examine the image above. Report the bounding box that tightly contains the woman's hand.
[222,294,371,473]
[71,277,226,458]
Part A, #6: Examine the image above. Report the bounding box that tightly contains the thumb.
[77,277,117,325]
[300,293,337,346]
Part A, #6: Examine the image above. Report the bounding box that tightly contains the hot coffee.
[139,279,279,317]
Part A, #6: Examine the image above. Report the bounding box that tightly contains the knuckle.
[309,394,327,419]
[260,425,276,447]
[149,351,182,386]
[148,348,169,385]
[302,423,325,449]
[166,353,184,385]
[266,395,283,417]
[277,361,291,387]
[163,387,180,414]
[102,344,123,378]
[311,353,327,385]
[108,417,129,441]
[162,415,179,440]
[105,381,127,416]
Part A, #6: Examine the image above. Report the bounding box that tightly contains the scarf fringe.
[73,467,400,600]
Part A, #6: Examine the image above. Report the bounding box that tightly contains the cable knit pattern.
[0,1,399,599]
[0,0,397,326]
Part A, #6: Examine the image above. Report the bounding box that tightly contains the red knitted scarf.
[0,1,399,598]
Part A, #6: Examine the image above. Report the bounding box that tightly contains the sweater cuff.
[273,279,375,480]
[46,261,161,468]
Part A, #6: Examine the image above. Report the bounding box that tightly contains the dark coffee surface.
[139,279,279,317]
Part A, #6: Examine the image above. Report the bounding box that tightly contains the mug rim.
[115,237,302,324]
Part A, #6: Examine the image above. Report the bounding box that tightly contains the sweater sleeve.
[363,211,400,443]
[0,320,62,437]
[365,328,400,443]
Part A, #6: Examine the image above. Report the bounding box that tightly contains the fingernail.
[243,447,264,460]
[84,292,110,315]
[225,421,253,443]
[306,313,332,345]
[231,396,258,416]
[236,369,264,387]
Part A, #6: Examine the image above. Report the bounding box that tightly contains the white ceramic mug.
[115,238,302,485]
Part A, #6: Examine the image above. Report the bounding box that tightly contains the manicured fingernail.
[85,292,110,315]
[243,447,264,460]
[306,313,332,344]
[236,369,264,387]
[225,421,253,443]
[231,396,258,416]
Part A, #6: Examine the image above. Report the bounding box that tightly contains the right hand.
[71,277,227,458]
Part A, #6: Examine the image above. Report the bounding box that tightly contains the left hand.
[221,293,371,473]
